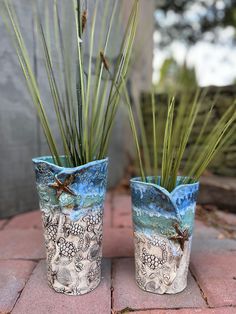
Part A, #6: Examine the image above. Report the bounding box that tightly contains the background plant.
[1,0,139,167]
[125,88,236,192]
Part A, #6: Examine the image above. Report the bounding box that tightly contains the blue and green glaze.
[131,177,199,294]
[33,156,108,295]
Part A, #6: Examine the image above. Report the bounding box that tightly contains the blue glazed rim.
[130,176,199,191]
[130,176,199,223]
[32,156,108,171]
[130,176,199,205]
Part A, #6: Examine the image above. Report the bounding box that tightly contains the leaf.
[1,0,139,167]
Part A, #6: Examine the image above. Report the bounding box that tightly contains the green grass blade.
[84,4,98,161]
[151,89,158,182]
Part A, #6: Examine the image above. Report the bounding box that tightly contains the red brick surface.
[112,194,132,228]
[0,229,45,260]
[0,219,7,230]
[0,260,36,313]
[112,258,206,312]
[103,227,134,257]
[12,259,111,314]
[215,210,236,225]
[5,210,42,230]
[190,252,236,307]
[0,193,235,314]
[192,237,236,254]
[194,220,221,239]
[105,192,112,203]
[103,198,112,228]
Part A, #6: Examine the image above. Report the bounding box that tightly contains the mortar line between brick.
[111,259,115,314]
[10,260,39,313]
[119,307,195,313]
[189,267,210,308]
[117,305,236,313]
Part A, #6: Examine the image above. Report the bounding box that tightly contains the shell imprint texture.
[131,177,199,294]
[33,156,108,295]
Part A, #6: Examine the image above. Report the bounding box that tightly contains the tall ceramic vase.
[130,177,199,294]
[32,156,108,295]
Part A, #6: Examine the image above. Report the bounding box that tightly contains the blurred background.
[0,0,235,218]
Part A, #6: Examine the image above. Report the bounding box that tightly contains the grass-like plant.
[125,88,236,192]
[1,0,139,167]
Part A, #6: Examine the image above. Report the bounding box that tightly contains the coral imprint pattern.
[134,232,192,294]
[131,177,199,294]
[43,210,103,295]
[33,157,108,295]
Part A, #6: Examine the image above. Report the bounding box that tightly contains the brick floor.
[194,220,221,239]
[112,194,132,228]
[0,260,36,313]
[103,227,134,257]
[0,229,45,260]
[103,196,112,228]
[12,260,111,314]
[0,220,7,230]
[5,210,42,230]
[0,219,8,230]
[190,252,236,307]
[215,210,236,225]
[192,237,236,254]
[112,258,206,312]
[0,193,235,314]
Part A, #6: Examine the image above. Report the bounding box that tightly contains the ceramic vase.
[130,177,199,294]
[32,156,108,295]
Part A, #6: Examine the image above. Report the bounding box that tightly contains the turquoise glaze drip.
[131,176,199,294]
[32,156,108,295]
[131,177,199,239]
[32,157,108,222]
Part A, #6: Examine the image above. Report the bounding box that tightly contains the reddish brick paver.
[0,260,36,313]
[112,194,132,228]
[194,220,221,239]
[103,197,112,228]
[215,210,236,225]
[103,227,134,257]
[0,219,7,230]
[5,210,42,230]
[112,258,206,312]
[0,193,235,314]
[0,229,45,260]
[190,252,236,307]
[192,236,236,254]
[12,259,111,314]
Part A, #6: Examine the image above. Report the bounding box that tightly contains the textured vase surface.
[131,177,199,294]
[33,156,108,295]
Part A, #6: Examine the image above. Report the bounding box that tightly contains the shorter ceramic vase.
[130,177,199,294]
[33,156,108,295]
